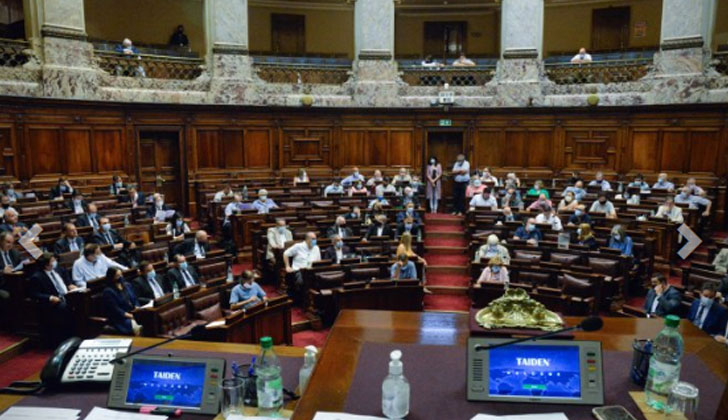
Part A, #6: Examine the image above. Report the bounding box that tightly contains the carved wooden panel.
[196,129,221,169]
[27,127,62,176]
[245,129,272,168]
[631,130,659,172]
[63,129,93,174]
[281,127,330,168]
[93,129,125,173]
[0,128,15,177]
[563,129,617,171]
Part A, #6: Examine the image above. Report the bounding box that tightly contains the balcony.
[94,51,204,80]
[0,38,29,67]
[545,58,652,85]
[253,55,351,85]
[715,51,728,77]
[400,65,496,87]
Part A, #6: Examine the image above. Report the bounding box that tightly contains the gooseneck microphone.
[474,316,603,352]
[110,324,209,364]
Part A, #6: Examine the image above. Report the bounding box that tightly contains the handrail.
[400,65,496,86]
[545,58,652,85]
[0,38,30,67]
[94,50,204,80]
[714,51,728,76]
[254,61,351,85]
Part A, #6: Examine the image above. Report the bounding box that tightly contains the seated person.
[684,177,705,196]
[452,53,476,67]
[54,222,85,254]
[396,215,422,239]
[479,167,498,186]
[401,186,419,207]
[327,216,353,239]
[132,261,170,305]
[349,181,368,196]
[109,175,125,195]
[421,55,442,67]
[501,187,523,209]
[713,248,728,274]
[675,187,711,217]
[390,253,417,280]
[568,205,591,226]
[341,167,366,187]
[526,193,552,211]
[652,173,675,191]
[0,208,28,237]
[267,218,292,263]
[230,270,267,309]
[252,189,278,214]
[474,234,511,264]
[466,178,486,198]
[102,267,141,336]
[526,180,549,198]
[175,230,210,259]
[1,183,22,203]
[381,179,399,195]
[397,202,422,225]
[503,172,521,189]
[0,195,15,219]
[124,186,145,209]
[589,193,617,218]
[29,253,76,345]
[496,206,519,224]
[469,189,498,211]
[366,170,385,187]
[608,225,633,257]
[557,191,579,212]
[570,47,593,63]
[393,168,412,184]
[655,197,684,223]
[67,191,88,215]
[689,282,728,338]
[576,223,598,250]
[293,168,309,186]
[146,193,171,220]
[367,202,386,224]
[364,215,394,240]
[49,177,74,200]
[113,38,146,77]
[644,273,682,317]
[0,232,23,273]
[92,217,123,248]
[72,244,128,288]
[396,232,427,266]
[117,240,141,269]
[344,206,362,220]
[627,174,650,192]
[324,235,353,264]
[167,254,199,290]
[562,180,587,202]
[166,211,191,241]
[368,190,390,209]
[588,172,612,191]
[513,218,542,245]
[324,180,344,197]
[535,206,563,232]
[224,193,250,225]
[213,183,234,202]
[476,256,509,286]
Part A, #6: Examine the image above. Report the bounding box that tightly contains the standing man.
[452,154,470,216]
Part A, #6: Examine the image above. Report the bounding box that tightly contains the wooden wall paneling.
[503,130,526,168]
[389,130,414,166]
[222,129,245,169]
[308,128,332,167]
[92,128,126,173]
[245,128,273,169]
[26,126,62,177]
[688,129,721,173]
[630,129,660,173]
[196,129,222,170]
[562,128,617,172]
[474,129,502,169]
[340,130,366,168]
[525,130,553,169]
[368,130,388,166]
[615,121,629,174]
[0,125,16,178]
[552,122,565,171]
[660,130,689,172]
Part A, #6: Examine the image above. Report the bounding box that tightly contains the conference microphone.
[474,316,603,352]
[110,323,210,365]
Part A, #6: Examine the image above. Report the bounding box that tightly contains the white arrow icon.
[677,223,702,259]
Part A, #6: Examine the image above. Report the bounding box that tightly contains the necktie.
[182,269,194,287]
[90,217,97,230]
[150,279,163,298]
[105,233,113,245]
[50,271,67,296]
[694,305,706,327]
[2,251,11,267]
[69,239,78,252]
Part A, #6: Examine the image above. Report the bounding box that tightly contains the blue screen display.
[488,344,581,399]
[126,359,206,409]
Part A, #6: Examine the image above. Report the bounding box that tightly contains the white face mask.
[430,159,435,165]
[259,195,267,201]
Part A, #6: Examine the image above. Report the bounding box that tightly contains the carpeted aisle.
[422,213,471,312]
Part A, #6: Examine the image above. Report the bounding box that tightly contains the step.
[292,319,312,333]
[425,238,468,247]
[425,218,464,227]
[426,231,466,240]
[428,265,468,275]
[424,294,471,312]
[424,245,467,255]
[0,337,30,365]
[427,285,469,295]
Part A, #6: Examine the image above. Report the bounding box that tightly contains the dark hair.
[171,211,185,224]
[397,253,408,263]
[106,266,122,285]
[701,282,718,293]
[654,272,667,284]
[428,156,438,164]
[139,260,152,271]
[598,192,607,199]
[83,243,99,258]
[38,252,54,268]
[173,253,184,262]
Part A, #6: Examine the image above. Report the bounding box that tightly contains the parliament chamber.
[0,0,727,419]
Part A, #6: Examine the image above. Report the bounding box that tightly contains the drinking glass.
[666,381,699,420]
[220,377,245,419]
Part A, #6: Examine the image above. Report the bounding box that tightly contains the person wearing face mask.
[500,187,523,209]
[535,206,563,232]
[117,241,141,269]
[557,191,579,213]
[368,187,390,209]
[341,166,366,188]
[503,172,521,189]
[293,168,310,186]
[513,218,542,245]
[167,254,199,290]
[394,168,412,185]
[54,222,85,254]
[72,244,128,288]
[426,156,443,214]
[451,154,470,216]
[284,232,321,296]
[526,193,553,211]
[49,177,74,200]
[589,193,617,219]
[475,234,511,264]
[66,191,87,215]
[401,186,419,207]
[396,215,422,239]
[109,175,125,196]
[469,188,499,211]
[643,273,682,317]
[652,173,675,192]
[349,181,368,196]
[390,253,417,281]
[0,194,16,219]
[396,203,422,225]
[92,217,123,249]
[326,216,353,239]
[567,204,591,226]
[146,193,171,220]
[213,183,234,202]
[366,170,385,187]
[102,267,141,336]
[0,208,27,238]
[476,256,509,286]
[324,234,352,264]
[324,180,344,197]
[496,206,520,225]
[608,225,633,257]
[466,177,486,198]
[230,270,268,308]
[627,174,650,192]
[562,180,587,202]
[175,230,211,259]
[382,179,399,195]
[1,183,22,203]
[166,211,191,241]
[123,186,145,209]
[576,223,598,250]
[364,214,394,241]
[588,171,612,191]
[688,282,728,337]
[344,206,361,221]
[132,261,170,306]
[674,186,712,217]
[266,218,292,268]
[252,189,278,214]
[479,168,498,186]
[655,197,684,224]
[30,253,77,346]
[526,180,549,198]
[684,177,705,196]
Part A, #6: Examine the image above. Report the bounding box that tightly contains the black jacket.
[66,199,88,214]
[53,236,85,255]
[76,213,100,229]
[325,225,353,239]
[323,244,353,263]
[146,203,171,219]
[29,268,73,304]
[175,238,210,258]
[166,266,200,290]
[92,229,123,246]
[396,223,422,239]
[0,248,22,272]
[364,223,394,240]
[132,275,171,305]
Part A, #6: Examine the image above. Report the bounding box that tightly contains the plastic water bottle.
[242,185,249,201]
[255,336,283,416]
[172,281,180,299]
[644,315,684,411]
[226,264,234,283]
[382,350,409,419]
[298,345,318,395]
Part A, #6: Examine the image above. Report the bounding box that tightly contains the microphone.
[474,316,603,352]
[110,324,209,365]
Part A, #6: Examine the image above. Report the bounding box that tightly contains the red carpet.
[426,273,471,287]
[425,254,469,266]
[0,333,24,352]
[425,213,461,221]
[425,238,467,247]
[426,224,464,233]
[232,263,253,276]
[424,295,471,312]
[291,307,307,324]
[293,329,330,348]
[0,349,52,388]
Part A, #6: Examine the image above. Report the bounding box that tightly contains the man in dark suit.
[689,282,728,337]
[76,202,101,230]
[364,215,394,241]
[29,252,76,346]
[0,231,22,273]
[92,217,123,248]
[175,230,211,259]
[132,261,170,305]
[123,186,145,209]
[66,191,88,215]
[323,235,353,264]
[0,208,28,237]
[396,202,422,225]
[54,223,85,254]
[644,273,682,317]
[166,254,200,290]
[146,193,171,219]
[396,215,422,239]
[325,216,353,239]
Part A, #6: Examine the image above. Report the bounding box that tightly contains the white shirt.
[695,302,711,328]
[588,179,612,191]
[571,53,592,63]
[72,255,128,288]
[214,190,233,202]
[453,160,471,183]
[535,213,564,231]
[193,240,206,259]
[655,205,684,224]
[650,294,661,314]
[284,242,321,271]
[72,201,85,214]
[469,195,498,209]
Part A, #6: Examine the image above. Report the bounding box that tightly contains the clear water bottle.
[298,345,318,395]
[255,336,283,416]
[645,315,684,411]
[172,281,180,299]
[382,350,409,419]
[242,185,249,201]
[226,264,234,283]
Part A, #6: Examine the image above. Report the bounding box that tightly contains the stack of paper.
[84,407,167,420]
[0,407,80,420]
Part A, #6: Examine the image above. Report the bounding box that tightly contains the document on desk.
[313,413,386,420]
[0,407,80,420]
[471,413,568,420]
[83,407,167,420]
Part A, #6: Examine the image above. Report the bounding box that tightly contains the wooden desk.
[292,310,728,420]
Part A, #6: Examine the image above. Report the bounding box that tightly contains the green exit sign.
[439,119,452,127]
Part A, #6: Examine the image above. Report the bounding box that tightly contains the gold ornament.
[300,95,314,107]
[475,288,564,331]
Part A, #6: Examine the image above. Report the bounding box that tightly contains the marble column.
[350,0,401,106]
[205,0,257,103]
[37,0,98,98]
[654,0,717,75]
[491,0,545,105]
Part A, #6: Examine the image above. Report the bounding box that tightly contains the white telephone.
[59,338,133,384]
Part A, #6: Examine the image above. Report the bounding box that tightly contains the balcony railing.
[0,38,29,67]
[95,51,204,80]
[254,61,351,85]
[545,58,652,85]
[715,52,728,76]
[400,66,495,86]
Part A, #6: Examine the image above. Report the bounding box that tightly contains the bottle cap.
[305,345,318,355]
[665,314,680,328]
[389,350,403,375]
[260,336,273,349]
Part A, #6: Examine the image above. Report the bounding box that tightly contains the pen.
[139,406,182,417]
